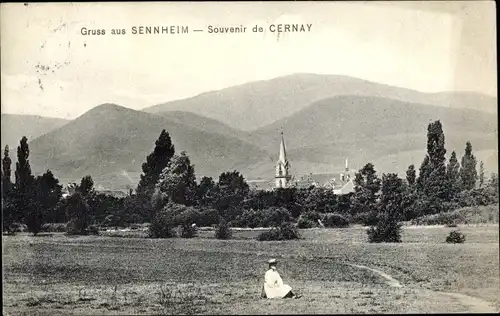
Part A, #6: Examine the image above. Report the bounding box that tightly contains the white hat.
[268,259,277,264]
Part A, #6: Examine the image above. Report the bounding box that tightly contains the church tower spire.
[275,131,291,188]
[279,131,287,164]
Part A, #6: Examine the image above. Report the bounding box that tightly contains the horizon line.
[1,71,497,120]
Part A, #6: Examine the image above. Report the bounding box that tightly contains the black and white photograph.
[1,1,498,314]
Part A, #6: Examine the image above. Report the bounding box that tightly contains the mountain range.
[27,104,267,190]
[144,73,497,131]
[2,73,497,190]
[1,114,69,152]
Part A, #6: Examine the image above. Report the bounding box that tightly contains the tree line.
[2,120,498,240]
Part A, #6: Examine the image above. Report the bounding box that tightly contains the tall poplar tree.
[446,151,461,199]
[478,161,485,188]
[2,145,12,194]
[2,145,16,233]
[15,137,34,191]
[416,120,448,200]
[406,164,416,186]
[460,141,477,190]
[15,137,41,234]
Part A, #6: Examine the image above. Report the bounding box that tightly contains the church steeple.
[275,131,291,189]
[279,132,287,165]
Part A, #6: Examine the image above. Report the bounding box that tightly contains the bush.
[256,222,300,241]
[265,207,291,226]
[446,230,466,243]
[353,212,379,226]
[198,208,219,227]
[130,223,141,230]
[301,211,322,222]
[297,217,315,229]
[234,209,265,228]
[215,218,232,240]
[174,208,202,227]
[64,192,90,235]
[148,207,177,238]
[25,205,44,236]
[456,187,499,207]
[65,220,80,235]
[411,211,462,226]
[41,223,67,233]
[87,225,99,235]
[279,222,300,240]
[101,214,119,227]
[11,222,28,233]
[257,227,282,241]
[179,224,197,238]
[367,215,402,243]
[323,213,350,228]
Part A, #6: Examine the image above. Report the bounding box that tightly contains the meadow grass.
[3,225,499,314]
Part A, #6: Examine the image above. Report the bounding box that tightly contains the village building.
[272,133,354,194]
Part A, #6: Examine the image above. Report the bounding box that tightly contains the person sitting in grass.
[261,259,301,299]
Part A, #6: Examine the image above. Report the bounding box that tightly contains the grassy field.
[3,225,499,315]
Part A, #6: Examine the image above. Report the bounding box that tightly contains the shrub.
[234,209,264,228]
[367,213,402,243]
[148,207,177,238]
[323,213,350,228]
[65,220,80,235]
[25,204,44,236]
[128,213,143,225]
[411,211,463,226]
[367,222,402,243]
[41,223,67,233]
[446,230,466,243]
[64,192,90,235]
[301,211,322,222]
[179,224,197,238]
[174,208,202,227]
[199,208,219,227]
[215,218,232,240]
[354,212,379,226]
[456,188,499,207]
[265,207,291,226]
[12,222,28,233]
[256,222,300,241]
[297,217,315,229]
[87,225,99,235]
[279,222,300,240]
[101,214,119,228]
[256,227,282,241]
[130,223,141,230]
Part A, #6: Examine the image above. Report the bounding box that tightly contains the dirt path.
[436,292,498,313]
[345,263,403,288]
[345,262,497,313]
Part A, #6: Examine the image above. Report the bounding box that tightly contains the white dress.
[263,268,293,298]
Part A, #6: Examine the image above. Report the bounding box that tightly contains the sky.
[0,1,496,119]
